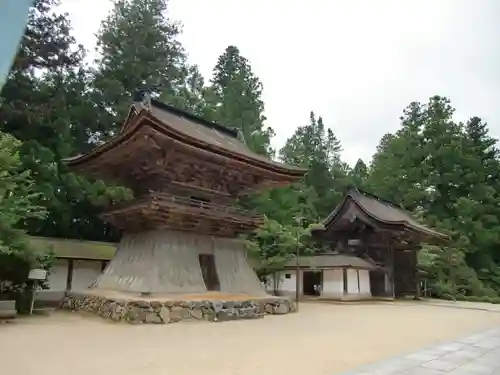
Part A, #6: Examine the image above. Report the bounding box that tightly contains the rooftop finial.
[133,86,159,108]
[236,129,246,144]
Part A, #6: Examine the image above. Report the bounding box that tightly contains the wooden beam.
[66,259,74,291]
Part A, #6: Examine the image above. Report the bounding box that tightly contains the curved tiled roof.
[65,99,306,178]
[319,187,449,241]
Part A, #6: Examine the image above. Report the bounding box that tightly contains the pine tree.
[0,0,127,241]
[368,95,500,297]
[208,45,273,155]
[279,112,349,219]
[350,159,369,188]
[11,0,83,74]
[91,0,193,138]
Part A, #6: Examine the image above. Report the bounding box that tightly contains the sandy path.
[2,302,500,375]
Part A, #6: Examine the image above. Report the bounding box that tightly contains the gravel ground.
[2,301,500,375]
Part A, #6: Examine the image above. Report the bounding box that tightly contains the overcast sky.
[60,0,500,165]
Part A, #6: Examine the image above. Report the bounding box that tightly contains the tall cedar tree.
[280,111,349,218]
[91,0,207,139]
[0,0,126,241]
[350,159,369,189]
[368,96,500,296]
[208,46,274,156]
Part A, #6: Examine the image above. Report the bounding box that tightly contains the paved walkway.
[341,327,500,374]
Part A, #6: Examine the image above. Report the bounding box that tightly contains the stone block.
[145,311,163,324]
[60,293,295,324]
[169,306,189,322]
[421,359,461,372]
[448,362,496,374]
[158,306,170,323]
[473,337,500,350]
[189,307,203,320]
[264,303,274,314]
[273,302,290,315]
[399,367,448,375]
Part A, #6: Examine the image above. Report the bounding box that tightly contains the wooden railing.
[151,192,260,219]
[105,191,261,220]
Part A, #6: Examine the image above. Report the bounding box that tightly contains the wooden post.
[389,239,395,298]
[294,216,303,310]
[66,259,74,291]
[414,249,421,300]
[295,234,300,310]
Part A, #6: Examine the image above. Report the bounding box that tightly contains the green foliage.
[350,159,369,189]
[0,131,46,256]
[245,217,311,280]
[280,112,350,219]
[207,45,274,156]
[0,131,54,298]
[91,0,200,138]
[2,1,500,303]
[369,96,500,298]
[1,0,128,242]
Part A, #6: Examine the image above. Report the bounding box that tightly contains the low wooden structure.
[60,91,307,323]
[267,253,379,300]
[30,236,116,303]
[311,187,449,299]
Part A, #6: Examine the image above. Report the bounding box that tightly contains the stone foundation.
[61,292,296,324]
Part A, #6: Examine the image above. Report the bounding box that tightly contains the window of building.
[285,273,291,279]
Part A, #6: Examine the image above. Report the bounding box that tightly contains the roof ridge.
[149,98,239,139]
[351,186,406,211]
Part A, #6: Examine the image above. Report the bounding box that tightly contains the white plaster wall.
[46,259,68,291]
[38,259,69,301]
[346,269,359,294]
[265,268,374,300]
[272,270,302,297]
[73,260,102,291]
[262,274,279,294]
[280,270,298,295]
[322,269,343,298]
[358,269,371,296]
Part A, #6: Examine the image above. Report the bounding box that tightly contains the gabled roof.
[65,98,306,179]
[317,187,449,242]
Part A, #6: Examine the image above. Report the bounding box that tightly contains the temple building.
[266,253,378,300]
[267,187,449,300]
[60,92,306,323]
[30,236,117,304]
